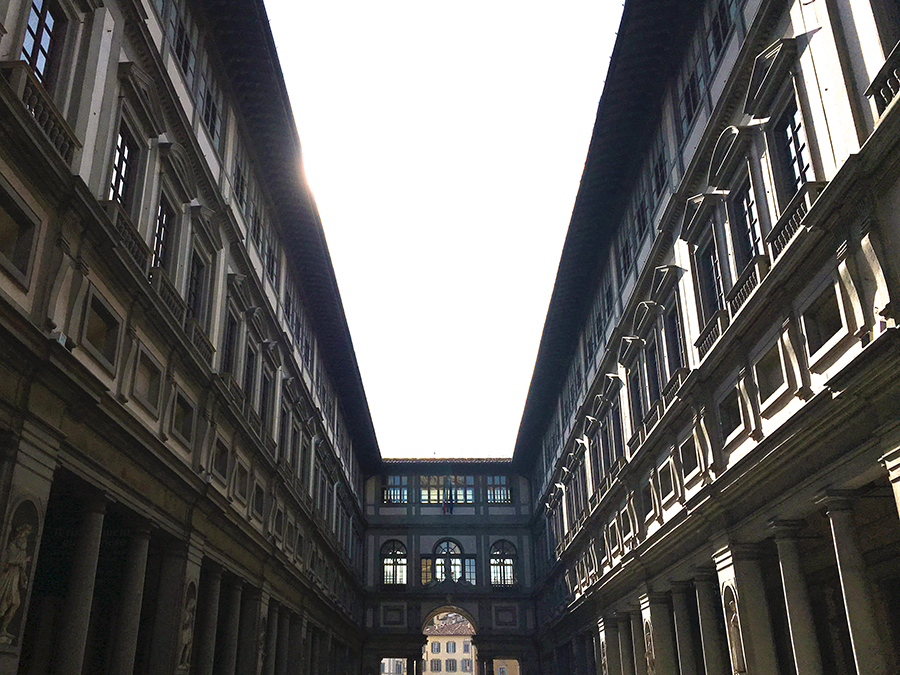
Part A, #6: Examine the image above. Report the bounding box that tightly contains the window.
[644,338,662,405]
[108,124,139,208]
[628,367,644,429]
[151,197,176,270]
[641,481,654,521]
[728,177,763,271]
[680,436,699,476]
[696,233,725,324]
[430,660,441,672]
[490,540,517,586]
[243,341,257,396]
[446,642,456,654]
[253,482,265,518]
[83,292,120,369]
[463,642,470,654]
[431,643,441,654]
[706,0,737,68]
[234,462,249,502]
[718,387,742,440]
[186,250,209,327]
[0,182,38,284]
[169,0,197,87]
[486,475,511,503]
[381,540,407,585]
[221,311,239,375]
[172,391,194,446]
[382,475,408,504]
[21,0,62,83]
[421,476,442,504]
[462,659,473,672]
[772,100,812,206]
[212,441,229,479]
[260,367,274,432]
[662,295,684,377]
[658,460,675,500]
[803,285,843,356]
[755,341,785,403]
[133,348,162,413]
[446,660,457,672]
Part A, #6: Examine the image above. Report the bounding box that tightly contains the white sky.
[264,1,623,459]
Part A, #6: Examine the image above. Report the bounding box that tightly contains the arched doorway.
[421,608,476,674]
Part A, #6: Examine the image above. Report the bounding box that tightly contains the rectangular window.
[83,293,120,368]
[803,285,843,356]
[719,387,742,439]
[773,101,812,205]
[645,339,662,405]
[463,642,470,654]
[446,660,457,672]
[696,234,725,324]
[431,660,441,672]
[151,196,176,270]
[421,476,443,504]
[243,342,257,397]
[446,643,456,654]
[486,475,511,503]
[108,125,138,208]
[169,0,197,88]
[212,440,229,479]
[133,349,162,413]
[253,482,265,518]
[663,296,684,377]
[680,436,699,476]
[450,476,475,504]
[172,392,194,445]
[755,341,785,403]
[235,463,249,502]
[628,368,644,428]
[463,557,476,584]
[186,250,208,326]
[22,0,61,83]
[0,185,37,284]
[432,642,441,654]
[382,475,408,504]
[729,177,762,271]
[421,557,433,585]
[221,311,238,375]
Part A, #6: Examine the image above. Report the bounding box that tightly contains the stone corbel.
[738,367,763,442]
[782,314,813,400]
[116,300,143,403]
[692,402,719,481]
[857,217,898,328]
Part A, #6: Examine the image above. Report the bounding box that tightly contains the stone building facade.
[1,0,900,674]
[516,0,900,674]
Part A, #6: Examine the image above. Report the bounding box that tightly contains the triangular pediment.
[708,126,750,188]
[744,39,797,117]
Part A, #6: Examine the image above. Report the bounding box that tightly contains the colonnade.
[546,488,898,675]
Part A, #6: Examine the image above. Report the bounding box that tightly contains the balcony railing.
[0,61,80,163]
[149,266,187,324]
[865,39,900,115]
[726,254,769,316]
[695,309,730,359]
[185,315,215,367]
[766,182,827,260]
[104,200,151,274]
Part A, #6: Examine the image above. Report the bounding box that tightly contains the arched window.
[435,540,463,582]
[490,540,517,586]
[382,540,407,585]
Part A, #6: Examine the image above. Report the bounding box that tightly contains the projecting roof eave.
[203,0,382,474]
[511,0,701,473]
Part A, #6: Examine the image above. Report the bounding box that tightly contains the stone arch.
[421,605,478,634]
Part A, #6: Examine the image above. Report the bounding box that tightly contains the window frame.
[131,343,164,416]
[81,285,122,374]
[0,175,40,289]
[381,540,408,586]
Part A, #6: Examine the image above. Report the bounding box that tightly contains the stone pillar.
[236,588,263,675]
[218,578,243,675]
[573,633,588,674]
[670,583,699,675]
[407,656,416,675]
[822,497,889,675]
[694,572,728,675]
[599,617,621,675]
[53,496,106,675]
[770,521,824,675]
[275,607,290,675]
[108,525,152,675]
[630,611,648,675]
[586,630,598,675]
[713,542,779,675]
[146,545,189,675]
[287,615,303,675]
[880,447,900,520]
[194,566,223,675]
[640,592,678,675]
[263,601,280,675]
[618,615,635,675]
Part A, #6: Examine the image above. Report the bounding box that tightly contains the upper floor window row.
[380,475,512,505]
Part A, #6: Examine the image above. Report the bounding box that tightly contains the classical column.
[713,542,779,675]
[263,602,280,675]
[53,496,106,675]
[630,611,648,675]
[287,614,303,675]
[193,566,223,675]
[573,633,588,674]
[275,607,290,675]
[822,497,889,675]
[617,615,635,675]
[694,572,728,675]
[770,521,824,675]
[236,588,262,675]
[600,617,622,675]
[218,578,243,675]
[147,545,189,675]
[670,583,698,675]
[108,525,152,675]
[640,592,678,675]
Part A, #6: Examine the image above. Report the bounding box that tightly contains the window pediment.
[682,192,727,244]
[617,335,645,367]
[118,62,166,137]
[650,265,680,303]
[708,126,751,189]
[159,140,197,203]
[633,301,662,339]
[744,39,797,118]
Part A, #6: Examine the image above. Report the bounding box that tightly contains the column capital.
[814,489,858,512]
[669,581,694,595]
[639,591,670,610]
[767,519,808,537]
[713,541,761,570]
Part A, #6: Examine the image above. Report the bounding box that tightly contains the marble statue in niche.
[0,523,32,644]
[723,586,747,673]
[178,583,197,666]
[644,620,656,675]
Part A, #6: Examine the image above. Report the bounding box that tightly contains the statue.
[0,524,32,644]
[644,620,655,675]
[600,639,608,675]
[724,588,746,673]
[178,594,197,666]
